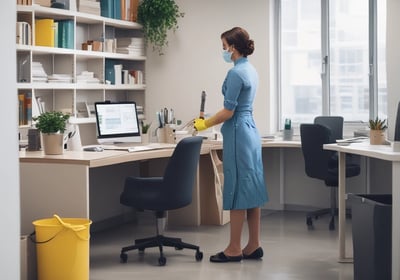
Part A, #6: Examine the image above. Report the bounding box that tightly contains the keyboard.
[101,143,176,153]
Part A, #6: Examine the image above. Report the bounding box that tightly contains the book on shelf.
[57,20,74,49]
[78,0,101,16]
[16,21,32,45]
[100,0,114,19]
[113,0,121,19]
[18,92,32,126]
[35,19,55,47]
[17,0,33,5]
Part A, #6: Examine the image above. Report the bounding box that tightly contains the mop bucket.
[32,215,92,280]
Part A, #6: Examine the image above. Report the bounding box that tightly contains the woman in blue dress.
[194,27,268,263]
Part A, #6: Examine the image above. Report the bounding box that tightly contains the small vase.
[370,130,385,145]
[42,133,64,155]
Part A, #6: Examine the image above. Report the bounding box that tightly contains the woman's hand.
[194,118,208,131]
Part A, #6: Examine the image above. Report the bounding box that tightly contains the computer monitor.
[394,101,400,151]
[94,101,141,144]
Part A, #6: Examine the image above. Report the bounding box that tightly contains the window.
[277,0,386,129]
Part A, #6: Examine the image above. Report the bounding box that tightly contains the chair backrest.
[162,136,203,209]
[300,123,336,181]
[314,116,344,142]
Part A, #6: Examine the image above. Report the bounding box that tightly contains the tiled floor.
[89,210,354,280]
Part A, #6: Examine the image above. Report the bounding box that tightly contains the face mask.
[222,50,233,63]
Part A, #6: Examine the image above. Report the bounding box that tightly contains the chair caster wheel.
[158,256,166,266]
[195,251,203,261]
[120,252,128,263]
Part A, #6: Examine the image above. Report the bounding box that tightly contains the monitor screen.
[94,101,141,144]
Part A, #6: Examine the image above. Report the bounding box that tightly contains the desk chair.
[300,124,360,230]
[314,116,343,141]
[119,136,204,266]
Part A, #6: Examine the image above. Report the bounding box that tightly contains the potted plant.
[137,0,184,55]
[368,117,387,145]
[33,111,70,154]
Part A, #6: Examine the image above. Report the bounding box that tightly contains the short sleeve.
[222,70,243,111]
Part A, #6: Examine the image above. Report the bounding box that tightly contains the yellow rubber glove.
[194,118,208,131]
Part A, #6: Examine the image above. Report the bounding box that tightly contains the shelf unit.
[16,5,146,128]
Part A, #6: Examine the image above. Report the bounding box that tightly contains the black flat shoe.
[209,252,243,263]
[243,247,264,260]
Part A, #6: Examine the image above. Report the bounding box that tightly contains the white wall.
[144,0,273,135]
[1,2,20,279]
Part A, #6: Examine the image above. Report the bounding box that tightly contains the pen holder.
[156,125,175,143]
[283,129,293,141]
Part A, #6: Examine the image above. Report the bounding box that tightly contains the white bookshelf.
[16,4,146,126]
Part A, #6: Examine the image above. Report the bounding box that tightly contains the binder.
[35,19,55,47]
[113,0,121,19]
[58,20,74,49]
[100,0,113,18]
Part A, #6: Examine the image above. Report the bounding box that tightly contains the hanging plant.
[137,0,184,55]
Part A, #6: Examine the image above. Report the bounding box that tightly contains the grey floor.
[89,210,354,280]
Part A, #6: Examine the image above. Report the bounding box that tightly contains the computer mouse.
[83,146,104,152]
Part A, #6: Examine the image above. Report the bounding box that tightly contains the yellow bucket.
[32,215,92,280]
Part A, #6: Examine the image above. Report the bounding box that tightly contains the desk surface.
[324,141,400,161]
[19,138,302,167]
[20,143,215,168]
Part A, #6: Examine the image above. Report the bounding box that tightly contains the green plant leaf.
[138,0,184,55]
[32,111,70,133]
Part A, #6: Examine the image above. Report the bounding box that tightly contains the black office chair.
[300,124,360,230]
[314,116,343,142]
[119,136,204,266]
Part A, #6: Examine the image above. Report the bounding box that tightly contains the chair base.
[306,208,352,231]
[120,234,203,266]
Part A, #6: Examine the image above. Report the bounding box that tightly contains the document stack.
[116,37,145,56]
[31,62,48,83]
[76,71,100,84]
[78,0,101,16]
[47,74,73,83]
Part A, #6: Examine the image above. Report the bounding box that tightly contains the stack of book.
[100,0,139,21]
[32,62,48,83]
[35,18,74,49]
[78,0,101,16]
[47,74,73,83]
[76,71,101,84]
[116,37,145,56]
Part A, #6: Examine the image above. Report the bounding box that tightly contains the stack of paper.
[31,62,47,83]
[116,37,145,56]
[78,0,101,15]
[47,74,73,83]
[76,71,100,84]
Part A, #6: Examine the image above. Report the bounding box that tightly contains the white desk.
[324,142,400,280]
[19,144,218,235]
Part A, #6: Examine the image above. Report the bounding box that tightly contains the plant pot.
[370,130,385,145]
[141,133,149,144]
[42,133,64,155]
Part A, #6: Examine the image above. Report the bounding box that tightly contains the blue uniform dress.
[220,57,268,210]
